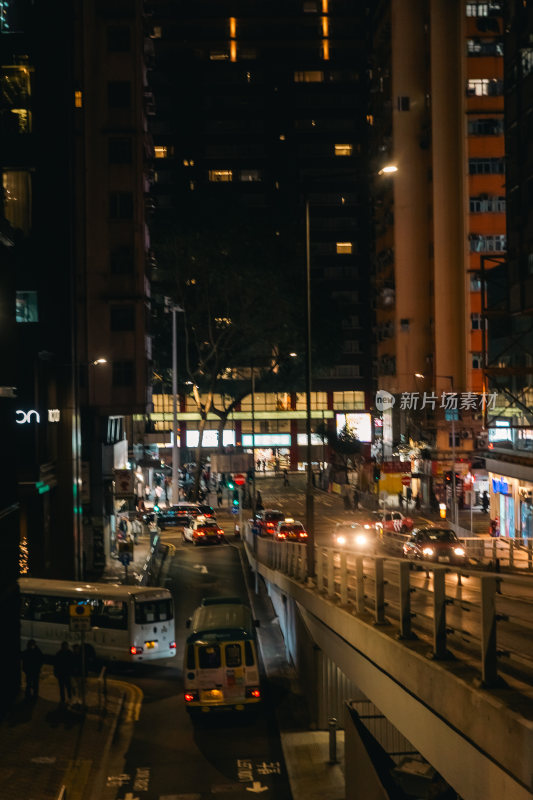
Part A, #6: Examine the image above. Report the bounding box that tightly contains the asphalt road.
[103,541,293,800]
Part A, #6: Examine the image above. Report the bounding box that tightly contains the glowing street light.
[92,358,108,365]
[378,164,398,175]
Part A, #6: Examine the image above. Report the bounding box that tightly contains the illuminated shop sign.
[15,408,60,424]
[492,478,510,495]
[242,434,291,447]
[335,412,372,443]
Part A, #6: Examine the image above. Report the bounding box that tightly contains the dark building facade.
[1,0,153,704]
[147,0,374,399]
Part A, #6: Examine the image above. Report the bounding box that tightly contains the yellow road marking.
[63,758,92,800]
[106,679,143,723]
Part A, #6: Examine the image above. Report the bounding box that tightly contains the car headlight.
[422,547,434,556]
[454,547,465,557]
[336,535,346,546]
[355,534,367,547]
[364,524,371,529]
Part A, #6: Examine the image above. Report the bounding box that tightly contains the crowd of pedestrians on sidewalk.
[21,639,87,709]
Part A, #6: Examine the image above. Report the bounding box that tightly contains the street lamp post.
[166,300,185,506]
[305,199,315,579]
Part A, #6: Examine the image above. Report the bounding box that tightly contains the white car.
[183,516,225,545]
[333,522,379,553]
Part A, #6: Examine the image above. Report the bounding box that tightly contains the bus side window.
[93,600,127,630]
[244,641,255,667]
[225,643,242,667]
[187,645,196,670]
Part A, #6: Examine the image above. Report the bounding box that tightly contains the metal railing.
[245,528,533,688]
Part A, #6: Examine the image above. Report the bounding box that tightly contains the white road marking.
[133,767,150,791]
[30,756,56,764]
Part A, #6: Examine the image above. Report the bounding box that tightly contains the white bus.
[20,578,176,663]
[184,597,261,713]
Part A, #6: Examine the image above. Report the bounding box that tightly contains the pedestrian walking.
[54,641,74,705]
[398,491,404,508]
[481,491,489,513]
[21,639,44,701]
[282,469,289,487]
[353,488,360,511]
[256,490,264,511]
[415,493,421,511]
[256,459,261,471]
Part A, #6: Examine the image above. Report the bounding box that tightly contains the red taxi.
[250,509,286,536]
[373,511,414,534]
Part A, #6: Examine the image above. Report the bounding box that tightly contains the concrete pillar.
[430,0,467,391]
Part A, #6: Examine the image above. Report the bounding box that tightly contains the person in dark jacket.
[21,639,44,700]
[256,490,264,511]
[54,641,74,705]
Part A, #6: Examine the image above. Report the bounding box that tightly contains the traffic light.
[227,478,235,490]
[373,466,381,482]
[153,503,160,513]
[233,489,239,507]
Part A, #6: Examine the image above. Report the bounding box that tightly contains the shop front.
[489,474,517,538]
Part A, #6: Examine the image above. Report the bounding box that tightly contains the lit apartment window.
[336,242,353,254]
[334,144,353,157]
[154,146,168,159]
[2,170,32,233]
[16,291,38,322]
[469,234,506,252]
[466,3,502,16]
[239,169,262,182]
[151,26,162,38]
[210,51,229,61]
[466,78,503,96]
[209,170,233,182]
[0,65,32,133]
[469,196,506,213]
[467,38,503,56]
[74,90,83,108]
[294,70,324,83]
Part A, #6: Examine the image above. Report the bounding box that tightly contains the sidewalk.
[245,554,346,800]
[100,529,159,585]
[0,665,126,800]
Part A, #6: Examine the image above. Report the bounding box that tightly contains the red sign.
[401,475,412,486]
[234,474,246,486]
[382,461,411,474]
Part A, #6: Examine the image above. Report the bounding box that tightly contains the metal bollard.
[328,716,339,764]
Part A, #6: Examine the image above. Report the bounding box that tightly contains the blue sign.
[492,478,510,495]
[445,409,459,421]
[231,506,239,515]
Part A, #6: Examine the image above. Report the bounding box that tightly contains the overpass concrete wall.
[256,562,533,800]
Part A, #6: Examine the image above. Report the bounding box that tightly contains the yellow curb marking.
[63,758,92,800]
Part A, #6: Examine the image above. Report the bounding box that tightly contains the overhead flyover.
[243,531,533,800]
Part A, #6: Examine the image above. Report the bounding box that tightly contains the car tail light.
[184,691,198,702]
[266,522,274,527]
[217,529,224,535]
[130,645,143,655]
[246,687,261,699]
[277,533,286,539]
[195,531,206,537]
[169,641,176,649]
[299,531,308,538]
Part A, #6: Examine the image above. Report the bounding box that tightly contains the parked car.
[403,527,466,566]
[250,509,286,536]
[274,519,308,541]
[183,516,225,545]
[332,522,379,553]
[374,510,414,533]
[157,503,201,529]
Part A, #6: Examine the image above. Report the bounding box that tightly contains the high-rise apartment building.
[147,0,373,399]
[1,0,153,582]
[370,0,505,398]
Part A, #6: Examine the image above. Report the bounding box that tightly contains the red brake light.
[266,522,274,527]
[184,693,195,702]
[130,645,143,655]
[195,531,206,536]
[218,529,224,534]
[299,532,308,538]
[169,641,176,649]
[251,689,261,698]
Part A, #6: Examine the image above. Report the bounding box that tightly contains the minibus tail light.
[184,691,198,702]
[130,645,143,655]
[169,641,176,649]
